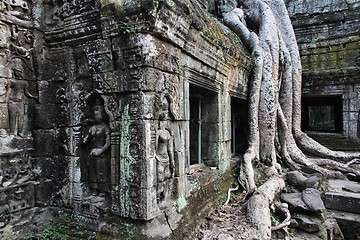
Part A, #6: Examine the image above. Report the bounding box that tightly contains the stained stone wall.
[287,0,360,139]
[0,0,250,237]
[0,0,43,232]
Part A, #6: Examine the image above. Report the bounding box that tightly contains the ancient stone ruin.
[0,0,359,239]
[0,0,250,238]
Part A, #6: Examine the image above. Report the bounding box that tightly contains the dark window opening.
[301,96,343,133]
[189,85,218,166]
[190,96,201,165]
[231,97,248,155]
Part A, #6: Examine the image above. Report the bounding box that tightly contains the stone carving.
[82,96,111,198]
[128,95,142,119]
[0,148,31,190]
[0,78,6,102]
[358,110,360,139]
[0,78,9,129]
[124,67,144,92]
[6,78,37,137]
[44,0,100,25]
[156,97,174,205]
[0,0,36,138]
[0,0,34,80]
[122,47,143,69]
[0,128,14,152]
[55,87,67,103]
[151,72,183,120]
[10,25,32,59]
[1,0,30,20]
[0,181,35,224]
[44,0,101,44]
[0,23,11,64]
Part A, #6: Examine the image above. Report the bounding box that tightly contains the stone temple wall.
[0,0,250,237]
[0,0,46,233]
[287,0,360,139]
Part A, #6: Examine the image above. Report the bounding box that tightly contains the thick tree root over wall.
[221,0,360,238]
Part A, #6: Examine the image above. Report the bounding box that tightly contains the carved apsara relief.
[0,0,37,138]
[6,78,37,137]
[81,95,111,205]
[154,96,175,206]
[152,72,182,120]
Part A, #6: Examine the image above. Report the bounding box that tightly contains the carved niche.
[154,95,175,206]
[80,94,111,213]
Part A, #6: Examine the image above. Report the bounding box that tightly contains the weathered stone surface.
[324,217,345,240]
[286,171,322,190]
[302,188,326,213]
[306,175,322,189]
[328,210,360,240]
[292,214,321,233]
[281,193,311,212]
[33,180,55,206]
[281,188,325,214]
[287,171,308,189]
[287,0,360,139]
[33,129,62,157]
[33,104,63,129]
[325,180,360,214]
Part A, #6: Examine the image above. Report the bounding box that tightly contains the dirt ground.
[197,196,326,240]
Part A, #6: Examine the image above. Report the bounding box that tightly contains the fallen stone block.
[292,214,320,233]
[325,180,360,214]
[327,210,360,240]
[302,188,325,213]
[281,192,311,212]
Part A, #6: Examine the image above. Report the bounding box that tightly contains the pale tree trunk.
[222,0,360,238]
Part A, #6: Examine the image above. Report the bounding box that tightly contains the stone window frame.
[301,95,343,133]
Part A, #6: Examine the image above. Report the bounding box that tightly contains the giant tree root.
[246,175,285,239]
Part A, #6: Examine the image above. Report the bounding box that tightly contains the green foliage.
[23,220,89,240]
[319,226,328,240]
[271,216,280,227]
[121,225,134,240]
[288,228,296,237]
[109,224,134,240]
[34,222,69,240]
[39,223,69,240]
[117,21,135,34]
[22,212,140,240]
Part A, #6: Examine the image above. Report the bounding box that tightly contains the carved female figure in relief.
[6,78,37,137]
[156,97,174,204]
[83,99,111,196]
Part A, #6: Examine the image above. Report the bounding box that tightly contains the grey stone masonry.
[325,179,360,214]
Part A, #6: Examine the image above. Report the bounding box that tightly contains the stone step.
[325,179,360,214]
[307,134,360,151]
[327,210,360,240]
